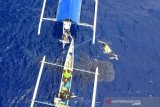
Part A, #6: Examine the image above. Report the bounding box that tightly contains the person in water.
[98,40,118,60]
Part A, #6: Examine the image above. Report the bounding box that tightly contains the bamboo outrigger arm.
[30,57,99,107]
[30,56,46,107]
[78,0,98,44]
[91,67,99,107]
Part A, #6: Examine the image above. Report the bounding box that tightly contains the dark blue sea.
[1,0,160,107]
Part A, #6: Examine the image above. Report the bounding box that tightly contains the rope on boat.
[74,35,100,49]
[62,35,100,54]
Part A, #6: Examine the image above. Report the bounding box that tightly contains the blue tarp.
[56,0,82,24]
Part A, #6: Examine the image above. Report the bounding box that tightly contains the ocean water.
[1,0,160,107]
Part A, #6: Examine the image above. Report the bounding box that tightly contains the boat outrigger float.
[30,39,99,107]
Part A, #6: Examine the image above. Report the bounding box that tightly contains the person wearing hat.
[63,70,72,79]
[60,31,73,49]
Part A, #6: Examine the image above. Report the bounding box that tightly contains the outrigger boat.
[54,39,75,107]
[30,0,100,106]
[37,0,99,48]
[30,39,99,107]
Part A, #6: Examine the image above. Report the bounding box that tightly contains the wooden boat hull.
[54,39,74,107]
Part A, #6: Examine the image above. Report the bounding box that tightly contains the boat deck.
[54,39,74,107]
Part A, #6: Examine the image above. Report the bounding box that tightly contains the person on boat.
[60,92,67,101]
[60,92,77,101]
[62,31,71,43]
[59,87,69,101]
[63,70,72,79]
[66,93,77,99]
[62,19,72,42]
[63,76,71,83]
[63,20,71,33]
[61,86,69,94]
[98,40,118,60]
[58,88,76,104]
[63,77,68,84]
[61,31,73,48]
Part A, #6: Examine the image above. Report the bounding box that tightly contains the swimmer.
[98,40,118,60]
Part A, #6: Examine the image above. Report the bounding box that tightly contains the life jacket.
[64,81,70,89]
[104,44,112,54]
